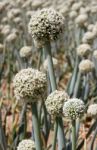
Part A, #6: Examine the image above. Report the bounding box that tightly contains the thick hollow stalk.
[19,103,27,140]
[94,58,97,76]
[44,42,57,91]
[52,117,58,150]
[44,42,66,150]
[73,71,81,140]
[72,120,76,150]
[57,117,66,150]
[73,71,81,97]
[37,48,42,70]
[23,58,28,68]
[83,74,89,103]
[42,102,50,143]
[14,49,24,69]
[32,102,42,150]
[69,55,79,96]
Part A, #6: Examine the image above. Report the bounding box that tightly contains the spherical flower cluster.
[69,11,77,19]
[31,1,44,9]
[87,104,97,117]
[1,25,10,36]
[1,17,8,24]
[0,43,4,53]
[79,59,94,73]
[85,6,91,13]
[71,2,83,11]
[13,17,22,24]
[93,25,97,36]
[45,90,69,116]
[82,31,95,44]
[76,43,91,57]
[6,33,17,43]
[93,50,97,59]
[19,46,32,58]
[17,139,35,150]
[28,8,65,46]
[7,8,21,20]
[13,68,47,103]
[75,14,88,26]
[79,7,88,14]
[88,24,94,31]
[91,6,97,14]
[63,98,85,120]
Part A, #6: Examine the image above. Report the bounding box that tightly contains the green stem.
[7,48,11,99]
[83,74,89,103]
[44,42,66,150]
[69,55,79,96]
[52,117,58,150]
[73,71,81,97]
[23,58,28,68]
[72,120,76,150]
[19,103,27,140]
[57,117,66,150]
[42,102,50,143]
[37,48,42,70]
[32,103,42,150]
[44,42,57,91]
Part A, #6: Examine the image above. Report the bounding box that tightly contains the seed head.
[75,14,88,26]
[69,11,77,19]
[45,90,69,116]
[13,17,22,24]
[93,25,97,36]
[82,31,95,44]
[19,46,32,58]
[13,68,47,103]
[71,2,83,11]
[63,98,85,120]
[1,17,8,24]
[6,33,17,43]
[93,50,97,59]
[1,25,10,36]
[0,43,4,53]
[87,104,97,117]
[28,8,65,46]
[79,59,94,73]
[77,43,91,57]
[17,139,35,150]
[88,24,94,31]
